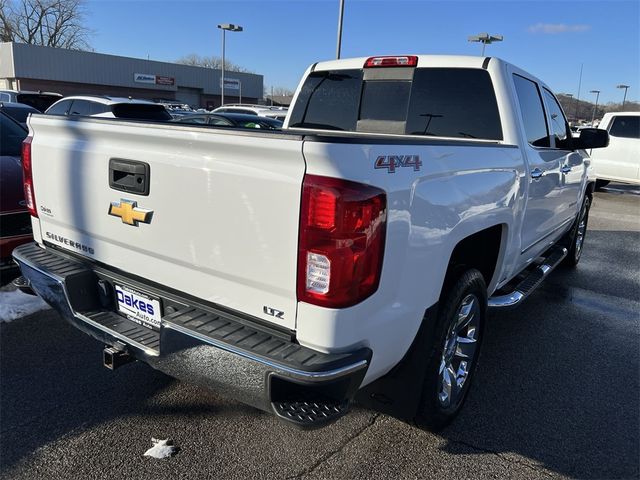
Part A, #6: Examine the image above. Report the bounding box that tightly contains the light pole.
[468,32,503,56]
[217,23,243,107]
[589,90,600,125]
[617,84,630,109]
[564,93,574,122]
[336,0,345,59]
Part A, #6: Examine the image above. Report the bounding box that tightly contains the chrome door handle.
[561,165,572,174]
[531,168,544,179]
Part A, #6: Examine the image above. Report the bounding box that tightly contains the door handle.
[530,168,544,179]
[561,165,572,174]
[109,158,150,196]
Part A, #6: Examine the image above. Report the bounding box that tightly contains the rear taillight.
[298,175,386,308]
[364,55,418,68]
[22,136,37,217]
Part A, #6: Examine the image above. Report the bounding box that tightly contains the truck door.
[541,88,585,227]
[598,115,640,182]
[511,73,566,259]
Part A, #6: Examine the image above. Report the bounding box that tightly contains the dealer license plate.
[114,283,162,330]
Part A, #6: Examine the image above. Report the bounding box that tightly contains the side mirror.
[574,128,609,150]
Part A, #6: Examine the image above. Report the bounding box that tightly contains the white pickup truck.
[589,111,640,187]
[14,55,609,430]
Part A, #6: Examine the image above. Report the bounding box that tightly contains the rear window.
[0,105,37,124]
[111,104,171,121]
[406,69,502,139]
[0,112,27,156]
[289,69,363,131]
[16,94,60,112]
[289,67,502,139]
[609,116,640,139]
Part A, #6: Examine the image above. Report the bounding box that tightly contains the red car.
[0,111,31,278]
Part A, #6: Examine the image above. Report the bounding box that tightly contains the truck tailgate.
[28,116,304,330]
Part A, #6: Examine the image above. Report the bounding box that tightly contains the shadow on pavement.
[0,311,213,471]
[361,229,639,479]
[1,227,638,478]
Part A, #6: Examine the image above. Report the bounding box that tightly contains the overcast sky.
[86,0,639,103]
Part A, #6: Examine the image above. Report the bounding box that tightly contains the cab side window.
[513,74,550,148]
[543,89,572,150]
[609,116,640,139]
[46,99,72,115]
[69,100,92,116]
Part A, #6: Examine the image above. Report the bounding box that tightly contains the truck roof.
[313,54,491,72]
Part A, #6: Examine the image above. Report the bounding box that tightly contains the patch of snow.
[0,289,50,323]
[144,438,179,459]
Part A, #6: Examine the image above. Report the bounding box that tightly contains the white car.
[45,95,171,121]
[212,104,288,121]
[588,112,640,187]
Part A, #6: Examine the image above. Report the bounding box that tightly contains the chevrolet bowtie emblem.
[108,199,153,226]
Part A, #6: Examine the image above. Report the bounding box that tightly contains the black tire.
[563,195,591,267]
[414,269,487,431]
[595,179,610,190]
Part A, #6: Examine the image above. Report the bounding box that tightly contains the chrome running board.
[488,247,567,309]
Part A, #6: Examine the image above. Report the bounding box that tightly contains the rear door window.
[609,116,640,138]
[513,74,550,147]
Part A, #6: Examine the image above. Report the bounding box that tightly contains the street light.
[468,32,503,56]
[336,0,345,59]
[617,84,630,109]
[589,90,600,125]
[217,23,243,107]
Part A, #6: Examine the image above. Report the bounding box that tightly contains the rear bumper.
[1,234,32,270]
[13,242,371,428]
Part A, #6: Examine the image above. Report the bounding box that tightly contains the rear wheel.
[563,195,591,267]
[414,269,486,431]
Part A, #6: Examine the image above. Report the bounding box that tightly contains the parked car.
[0,102,40,128]
[0,111,30,276]
[46,95,172,121]
[14,55,608,430]
[588,112,640,187]
[0,90,62,112]
[172,112,283,130]
[212,104,288,121]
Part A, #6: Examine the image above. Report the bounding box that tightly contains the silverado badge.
[108,199,153,226]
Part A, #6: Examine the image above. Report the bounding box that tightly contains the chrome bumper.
[13,242,371,427]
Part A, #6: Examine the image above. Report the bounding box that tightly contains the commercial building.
[0,42,263,109]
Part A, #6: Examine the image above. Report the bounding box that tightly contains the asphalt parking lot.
[1,185,638,480]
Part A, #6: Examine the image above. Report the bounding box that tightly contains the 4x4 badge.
[108,199,153,226]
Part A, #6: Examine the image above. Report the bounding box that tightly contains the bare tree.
[176,53,252,73]
[0,0,91,49]
[271,87,294,97]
